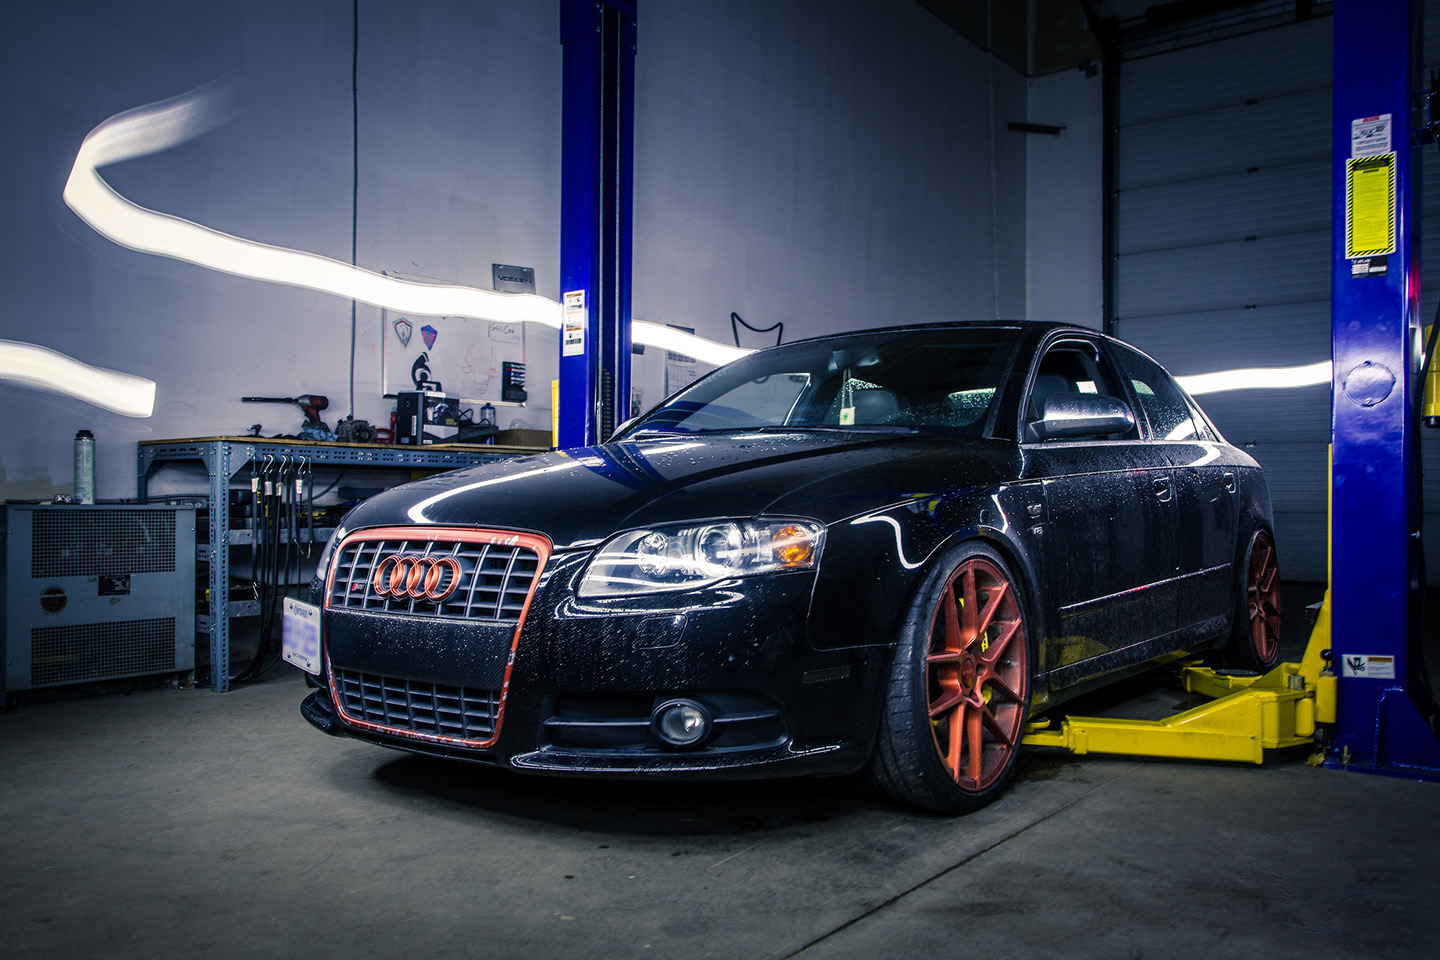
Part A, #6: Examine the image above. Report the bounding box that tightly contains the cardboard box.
[495,429,552,449]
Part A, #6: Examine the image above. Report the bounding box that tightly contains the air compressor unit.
[1,503,196,698]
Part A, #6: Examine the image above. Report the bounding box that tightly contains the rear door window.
[1110,345,1203,441]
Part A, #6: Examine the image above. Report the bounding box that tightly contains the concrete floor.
[3,586,1438,959]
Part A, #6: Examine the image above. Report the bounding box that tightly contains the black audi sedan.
[295,321,1280,813]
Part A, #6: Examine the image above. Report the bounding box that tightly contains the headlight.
[578,518,825,597]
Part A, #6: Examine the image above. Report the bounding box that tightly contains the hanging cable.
[730,311,783,348]
[348,0,360,419]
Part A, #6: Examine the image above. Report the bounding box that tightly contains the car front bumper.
[305,548,890,780]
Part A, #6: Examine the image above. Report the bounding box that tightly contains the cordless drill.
[242,395,331,432]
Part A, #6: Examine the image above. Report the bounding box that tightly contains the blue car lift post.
[1325,0,1440,777]
[1026,0,1440,775]
[558,0,636,450]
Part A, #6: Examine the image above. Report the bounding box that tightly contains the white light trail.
[67,87,1354,393]
[634,325,751,365]
[62,84,753,368]
[0,339,156,418]
[1176,360,1332,396]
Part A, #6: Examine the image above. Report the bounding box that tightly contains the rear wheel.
[1224,529,1282,671]
[867,543,1030,814]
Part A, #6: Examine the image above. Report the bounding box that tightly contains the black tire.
[866,542,1031,814]
[1223,529,1282,672]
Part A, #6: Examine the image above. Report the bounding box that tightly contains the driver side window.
[1025,341,1134,442]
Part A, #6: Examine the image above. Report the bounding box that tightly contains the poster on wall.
[379,273,527,405]
[382,309,527,403]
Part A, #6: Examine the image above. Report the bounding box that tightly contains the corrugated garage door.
[1113,7,1440,582]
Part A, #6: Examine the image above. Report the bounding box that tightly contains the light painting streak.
[1177,360,1332,396]
[61,86,1346,394]
[0,339,156,418]
[62,84,751,367]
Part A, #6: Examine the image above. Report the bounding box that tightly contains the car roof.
[770,320,1100,349]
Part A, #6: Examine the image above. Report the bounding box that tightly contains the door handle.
[1154,477,1172,502]
[1223,472,1237,494]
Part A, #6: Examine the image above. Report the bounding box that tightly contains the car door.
[1017,336,1180,687]
[1109,343,1239,643]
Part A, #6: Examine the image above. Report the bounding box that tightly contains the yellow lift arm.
[1022,593,1338,764]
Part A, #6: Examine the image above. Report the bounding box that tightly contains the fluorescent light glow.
[63,84,754,369]
[0,339,156,418]
[1176,360,1332,396]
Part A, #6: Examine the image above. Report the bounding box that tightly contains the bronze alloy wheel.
[1224,528,1283,672]
[1246,531,1282,665]
[925,555,1029,791]
[868,543,1031,814]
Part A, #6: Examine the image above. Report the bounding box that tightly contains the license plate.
[282,598,321,675]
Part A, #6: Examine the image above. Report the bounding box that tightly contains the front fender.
[806,481,1048,653]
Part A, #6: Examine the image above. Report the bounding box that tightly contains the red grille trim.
[324,526,551,749]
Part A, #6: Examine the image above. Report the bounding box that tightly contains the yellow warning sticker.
[1346,154,1396,259]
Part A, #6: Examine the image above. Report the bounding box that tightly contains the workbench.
[137,437,545,691]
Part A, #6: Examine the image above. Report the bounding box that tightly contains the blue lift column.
[1328,0,1440,775]
[558,0,636,450]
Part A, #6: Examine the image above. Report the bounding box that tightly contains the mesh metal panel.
[30,618,177,686]
[31,510,177,578]
[328,538,540,622]
[333,668,500,743]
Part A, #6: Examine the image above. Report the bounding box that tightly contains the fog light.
[651,699,712,748]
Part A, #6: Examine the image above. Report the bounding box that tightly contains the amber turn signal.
[772,524,816,567]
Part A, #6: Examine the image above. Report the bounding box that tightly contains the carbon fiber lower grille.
[327,536,541,621]
[333,668,500,744]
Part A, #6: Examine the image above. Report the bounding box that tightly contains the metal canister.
[74,430,95,504]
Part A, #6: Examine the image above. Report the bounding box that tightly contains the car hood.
[341,432,1018,551]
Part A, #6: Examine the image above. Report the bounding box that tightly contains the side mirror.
[1034,393,1135,440]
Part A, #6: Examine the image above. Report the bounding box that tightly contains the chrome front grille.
[333,668,500,745]
[327,535,542,622]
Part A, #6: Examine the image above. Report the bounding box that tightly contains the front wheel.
[867,543,1031,814]
[1223,529,1282,672]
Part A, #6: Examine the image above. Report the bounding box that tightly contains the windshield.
[622,327,1019,438]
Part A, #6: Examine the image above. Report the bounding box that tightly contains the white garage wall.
[356,2,562,431]
[1,0,351,500]
[1024,67,1103,329]
[0,0,1024,501]
[631,0,1027,410]
[0,0,560,501]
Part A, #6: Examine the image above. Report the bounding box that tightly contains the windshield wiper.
[626,426,764,437]
[625,427,690,437]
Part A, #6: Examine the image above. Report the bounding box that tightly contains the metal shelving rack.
[137,437,541,691]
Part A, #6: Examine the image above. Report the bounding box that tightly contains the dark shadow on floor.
[351,581,1438,829]
[365,753,890,835]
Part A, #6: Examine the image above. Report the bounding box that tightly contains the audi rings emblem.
[372,554,463,601]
